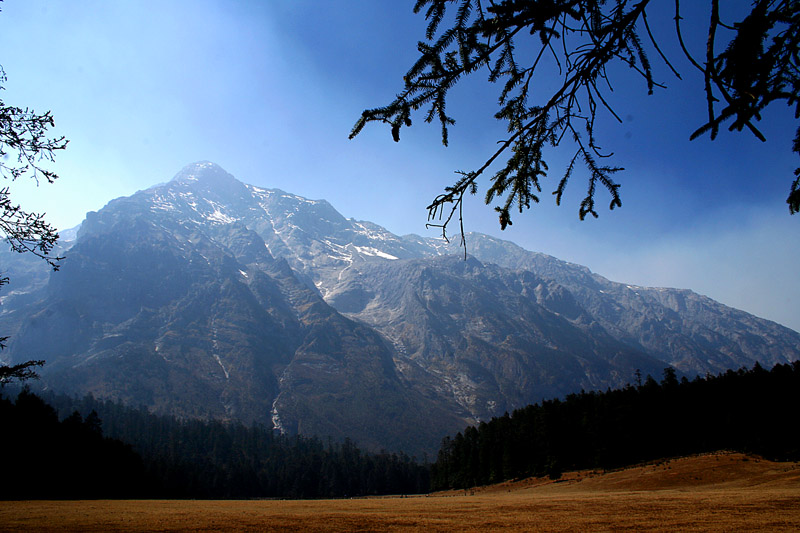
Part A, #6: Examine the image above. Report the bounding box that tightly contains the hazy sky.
[0,1,798,331]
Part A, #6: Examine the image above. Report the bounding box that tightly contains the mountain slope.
[3,166,465,454]
[448,233,800,374]
[327,254,665,421]
[1,161,798,454]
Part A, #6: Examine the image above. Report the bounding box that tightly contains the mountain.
[444,234,799,375]
[1,162,798,455]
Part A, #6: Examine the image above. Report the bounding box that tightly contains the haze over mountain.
[1,162,798,455]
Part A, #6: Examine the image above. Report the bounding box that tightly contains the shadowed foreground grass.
[1,453,798,532]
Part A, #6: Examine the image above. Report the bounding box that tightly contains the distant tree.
[0,1,69,377]
[351,0,799,243]
[661,367,679,388]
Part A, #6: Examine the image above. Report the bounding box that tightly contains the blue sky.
[0,1,798,331]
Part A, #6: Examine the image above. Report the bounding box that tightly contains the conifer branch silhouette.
[351,0,800,243]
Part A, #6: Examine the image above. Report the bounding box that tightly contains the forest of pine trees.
[430,362,800,490]
[0,389,428,499]
[0,390,149,499]
[1,361,798,499]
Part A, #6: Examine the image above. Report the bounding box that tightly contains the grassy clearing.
[1,452,798,532]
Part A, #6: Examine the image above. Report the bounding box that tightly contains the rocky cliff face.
[1,162,797,454]
[446,233,799,375]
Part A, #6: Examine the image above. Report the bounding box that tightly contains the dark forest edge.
[1,361,798,499]
[0,389,428,500]
[431,361,800,490]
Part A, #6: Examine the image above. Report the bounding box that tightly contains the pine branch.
[352,0,800,243]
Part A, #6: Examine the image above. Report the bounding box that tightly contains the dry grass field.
[1,452,798,532]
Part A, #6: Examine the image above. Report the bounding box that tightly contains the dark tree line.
[431,361,800,490]
[0,390,148,499]
[0,389,429,499]
[3,361,798,499]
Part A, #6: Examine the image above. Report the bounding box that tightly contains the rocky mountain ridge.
[1,162,797,454]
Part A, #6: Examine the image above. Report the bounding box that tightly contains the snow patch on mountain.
[353,246,398,260]
[200,199,235,224]
[351,221,396,242]
[322,240,352,260]
[150,193,178,212]
[271,398,284,434]
[213,354,230,380]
